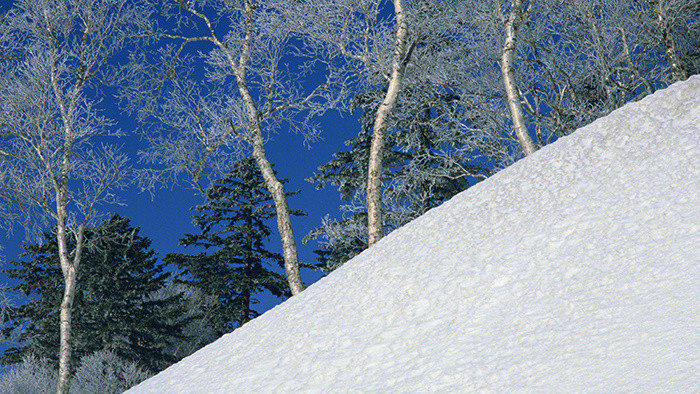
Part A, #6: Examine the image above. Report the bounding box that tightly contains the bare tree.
[363,0,413,246]
[649,0,686,81]
[454,0,697,157]
[303,0,697,262]
[0,1,137,392]
[291,0,438,246]
[126,0,349,295]
[524,0,697,136]
[642,0,699,82]
[498,0,537,156]
[294,0,507,246]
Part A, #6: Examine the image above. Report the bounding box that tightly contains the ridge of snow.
[129,76,699,392]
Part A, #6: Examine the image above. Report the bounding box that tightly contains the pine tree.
[1,214,186,373]
[166,157,295,336]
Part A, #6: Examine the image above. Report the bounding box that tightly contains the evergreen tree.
[1,214,185,373]
[166,157,294,336]
[146,282,221,361]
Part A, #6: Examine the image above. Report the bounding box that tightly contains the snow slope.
[129,76,700,392]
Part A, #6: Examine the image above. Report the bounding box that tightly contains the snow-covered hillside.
[129,76,699,392]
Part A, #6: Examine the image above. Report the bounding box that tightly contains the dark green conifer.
[166,157,294,336]
[1,214,185,373]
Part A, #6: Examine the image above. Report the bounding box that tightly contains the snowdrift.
[129,76,699,392]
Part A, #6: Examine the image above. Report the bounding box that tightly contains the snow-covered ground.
[129,76,699,392]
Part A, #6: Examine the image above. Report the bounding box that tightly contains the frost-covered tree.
[0,1,142,391]
[455,0,698,155]
[303,0,698,269]
[292,0,502,245]
[124,0,351,295]
[361,0,412,247]
[1,214,185,374]
[166,157,294,334]
[0,354,56,394]
[641,0,699,82]
[67,350,152,394]
[498,0,538,155]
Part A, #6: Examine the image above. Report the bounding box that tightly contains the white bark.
[651,0,687,82]
[175,0,305,294]
[250,132,305,294]
[56,222,84,394]
[500,0,537,156]
[367,0,411,247]
[47,11,87,391]
[236,0,304,294]
[0,2,135,392]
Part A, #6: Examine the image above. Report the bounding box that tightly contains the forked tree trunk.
[367,0,411,247]
[56,214,85,394]
[48,11,89,390]
[501,0,537,156]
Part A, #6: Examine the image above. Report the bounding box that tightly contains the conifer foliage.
[1,214,184,373]
[306,90,491,272]
[167,157,294,335]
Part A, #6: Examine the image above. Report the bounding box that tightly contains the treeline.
[0,0,697,391]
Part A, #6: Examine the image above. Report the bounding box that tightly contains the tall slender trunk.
[50,36,84,393]
[619,26,655,95]
[584,6,616,106]
[55,215,71,394]
[367,0,411,247]
[652,0,687,82]
[55,210,84,394]
[54,129,83,394]
[250,131,305,294]
[49,25,88,391]
[500,0,537,156]
[180,0,305,294]
[235,0,304,294]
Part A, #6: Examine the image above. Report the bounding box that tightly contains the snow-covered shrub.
[0,354,56,394]
[69,350,152,393]
[0,350,151,394]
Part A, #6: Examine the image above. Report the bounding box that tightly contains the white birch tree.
[498,0,537,156]
[291,0,461,246]
[454,0,697,156]
[641,0,699,82]
[125,0,349,295]
[0,1,137,392]
[363,0,412,246]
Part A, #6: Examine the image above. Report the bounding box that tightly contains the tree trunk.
[51,35,84,392]
[56,218,85,394]
[367,0,411,247]
[179,0,305,295]
[500,0,537,156]
[250,131,305,295]
[652,1,687,82]
[234,0,304,295]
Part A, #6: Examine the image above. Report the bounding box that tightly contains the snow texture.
[129,76,700,392]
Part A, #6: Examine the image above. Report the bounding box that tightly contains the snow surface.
[129,76,700,393]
